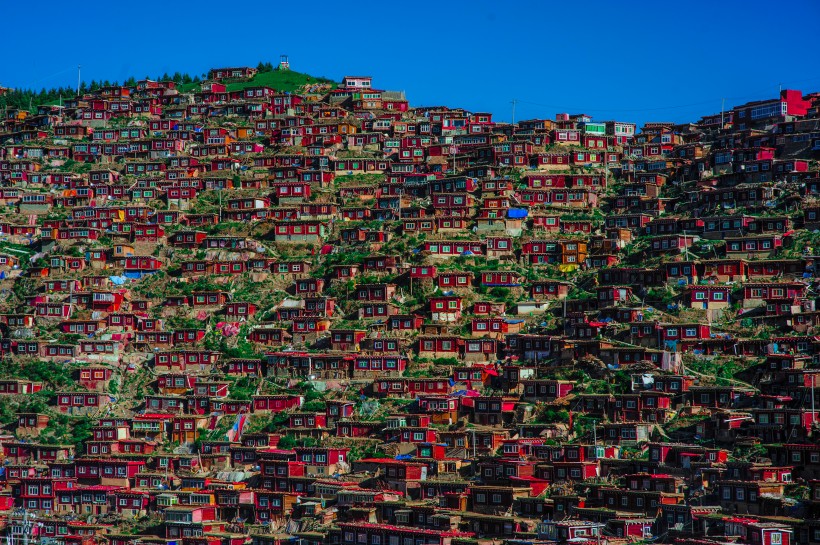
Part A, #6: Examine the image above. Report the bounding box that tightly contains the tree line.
[0,60,282,112]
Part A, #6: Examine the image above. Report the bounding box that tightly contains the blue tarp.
[109,275,128,285]
[507,208,528,219]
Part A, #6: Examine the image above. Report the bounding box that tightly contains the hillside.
[0,66,818,545]
[178,68,337,93]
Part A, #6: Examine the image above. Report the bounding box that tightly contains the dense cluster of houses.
[0,66,819,545]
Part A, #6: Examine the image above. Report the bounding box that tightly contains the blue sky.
[4,0,820,126]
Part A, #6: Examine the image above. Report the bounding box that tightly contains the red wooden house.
[388,314,425,332]
[77,367,114,391]
[430,296,463,322]
[330,329,366,351]
[684,285,731,310]
[153,350,220,371]
[418,335,461,359]
[248,326,291,346]
[252,395,303,413]
[225,358,262,376]
[0,379,42,395]
[480,271,523,287]
[473,301,506,315]
[470,317,524,339]
[55,392,109,413]
[224,302,258,321]
[436,272,473,289]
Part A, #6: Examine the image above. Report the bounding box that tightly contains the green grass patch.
[178,70,336,94]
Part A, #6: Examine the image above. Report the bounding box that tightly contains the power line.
[516,98,719,114]
[7,66,77,90]
[513,77,820,116]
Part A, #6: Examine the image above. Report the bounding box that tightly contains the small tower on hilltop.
[278,55,290,71]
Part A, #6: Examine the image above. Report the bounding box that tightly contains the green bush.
[301,400,326,412]
[277,434,297,449]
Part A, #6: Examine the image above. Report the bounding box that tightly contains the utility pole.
[21,510,31,545]
[77,65,81,96]
[472,428,476,458]
[720,98,725,129]
[592,419,598,449]
[510,99,518,134]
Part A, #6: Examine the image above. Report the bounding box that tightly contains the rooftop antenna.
[77,65,81,96]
